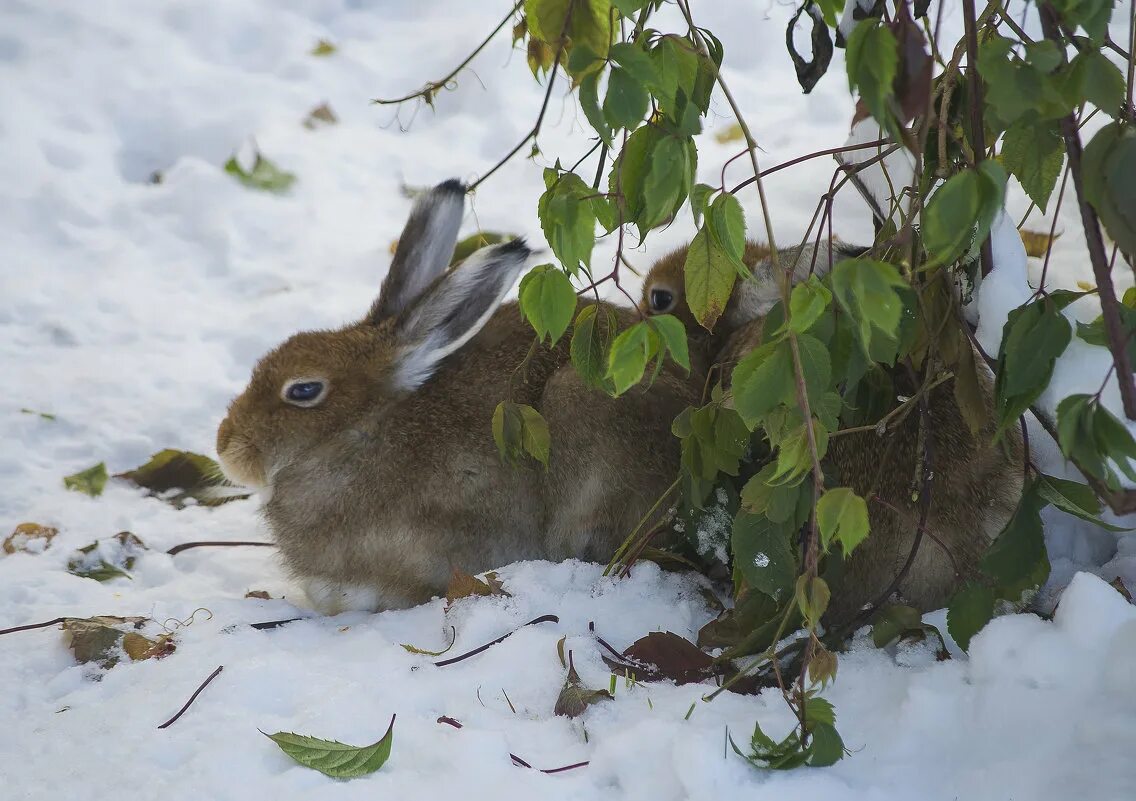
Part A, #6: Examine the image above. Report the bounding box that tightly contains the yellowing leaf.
[1019,228,1060,258]
[310,39,337,56]
[61,616,175,669]
[224,152,296,194]
[714,123,745,144]
[116,449,249,508]
[3,523,58,555]
[265,716,395,779]
[445,568,511,607]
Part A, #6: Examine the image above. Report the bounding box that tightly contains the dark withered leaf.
[116,449,249,508]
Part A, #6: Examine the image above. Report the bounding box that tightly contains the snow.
[2,1,1135,799]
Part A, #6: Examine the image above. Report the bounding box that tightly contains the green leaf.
[606,321,657,395]
[1002,119,1064,212]
[1037,474,1130,532]
[870,603,923,648]
[264,716,395,779]
[830,259,909,352]
[578,72,612,145]
[690,183,714,226]
[1083,122,1136,258]
[994,299,1072,431]
[117,449,247,508]
[603,67,649,131]
[807,722,847,767]
[64,463,108,497]
[519,263,577,344]
[642,136,688,232]
[493,401,552,468]
[1069,50,1126,116]
[922,164,1006,266]
[845,21,898,130]
[978,35,1074,128]
[538,170,597,274]
[609,41,658,90]
[732,512,797,601]
[1049,0,1115,44]
[649,314,690,372]
[795,575,831,629]
[732,341,795,428]
[794,333,832,403]
[816,487,870,556]
[788,278,832,334]
[707,193,747,271]
[611,0,649,13]
[981,480,1049,602]
[947,582,995,652]
[571,303,618,392]
[310,39,337,57]
[224,153,296,194]
[684,226,736,331]
[553,660,612,717]
[524,0,614,61]
[67,531,147,582]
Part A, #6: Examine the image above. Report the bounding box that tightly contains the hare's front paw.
[302,577,385,615]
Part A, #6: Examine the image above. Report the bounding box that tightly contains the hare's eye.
[649,287,675,313]
[282,380,327,406]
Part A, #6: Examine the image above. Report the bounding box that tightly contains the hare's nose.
[217,416,234,454]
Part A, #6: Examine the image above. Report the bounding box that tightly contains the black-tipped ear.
[391,239,530,390]
[368,179,466,324]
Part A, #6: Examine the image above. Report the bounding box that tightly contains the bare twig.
[727,138,890,195]
[433,614,559,666]
[157,665,223,729]
[372,1,523,105]
[0,617,67,637]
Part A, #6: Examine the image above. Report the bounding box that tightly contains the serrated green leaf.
[732,341,795,428]
[946,582,995,652]
[603,66,649,131]
[649,313,690,372]
[816,487,870,556]
[1037,474,1130,532]
[641,135,687,232]
[1083,122,1136,258]
[684,226,736,331]
[981,480,1049,602]
[537,171,597,274]
[519,263,577,344]
[795,574,831,629]
[1002,119,1064,212]
[830,259,908,352]
[732,512,797,601]
[524,0,614,62]
[690,183,714,226]
[707,193,747,271]
[788,278,832,334]
[994,299,1072,431]
[606,321,657,395]
[571,303,618,392]
[922,165,1005,266]
[870,603,924,647]
[1070,50,1126,116]
[265,716,395,779]
[578,72,612,146]
[807,722,846,767]
[64,463,108,497]
[517,404,551,468]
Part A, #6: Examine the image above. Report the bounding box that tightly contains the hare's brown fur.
[645,241,1023,624]
[218,181,700,613]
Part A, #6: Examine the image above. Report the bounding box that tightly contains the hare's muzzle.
[215,414,266,488]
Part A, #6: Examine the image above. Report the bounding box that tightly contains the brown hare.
[641,242,1023,625]
[217,180,701,614]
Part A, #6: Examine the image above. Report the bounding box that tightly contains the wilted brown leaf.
[618,631,716,685]
[890,2,932,124]
[1110,576,1133,603]
[61,616,174,669]
[302,102,339,129]
[245,590,271,600]
[116,449,249,508]
[553,655,611,718]
[445,568,511,606]
[1019,229,1061,258]
[3,523,58,555]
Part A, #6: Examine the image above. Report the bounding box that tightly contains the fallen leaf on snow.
[302,102,338,129]
[245,590,272,600]
[445,568,511,606]
[553,654,611,718]
[62,616,175,669]
[116,449,249,508]
[64,463,108,497]
[3,523,58,554]
[67,531,147,581]
[264,715,395,779]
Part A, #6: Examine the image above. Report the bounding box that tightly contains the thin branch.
[0,617,67,637]
[372,1,523,105]
[727,138,890,195]
[1040,3,1136,420]
[157,665,223,729]
[468,3,575,191]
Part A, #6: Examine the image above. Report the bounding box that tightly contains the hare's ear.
[367,179,466,323]
[391,239,530,390]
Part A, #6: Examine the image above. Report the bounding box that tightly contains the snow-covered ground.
[2,1,1134,798]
